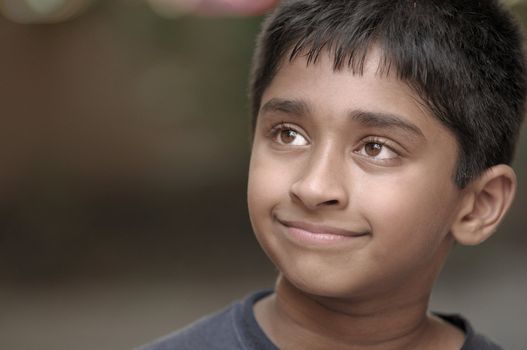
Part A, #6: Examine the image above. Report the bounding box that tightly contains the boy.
[141,0,526,349]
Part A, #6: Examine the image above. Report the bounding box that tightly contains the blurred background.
[0,0,525,349]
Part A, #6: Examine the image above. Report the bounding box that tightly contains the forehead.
[258,48,459,159]
[261,48,432,127]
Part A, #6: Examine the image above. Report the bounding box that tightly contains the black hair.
[249,0,527,187]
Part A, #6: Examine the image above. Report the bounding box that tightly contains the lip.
[276,217,369,245]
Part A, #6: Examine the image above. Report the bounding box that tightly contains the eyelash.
[266,123,402,163]
[268,122,308,144]
[358,136,391,151]
[355,136,401,163]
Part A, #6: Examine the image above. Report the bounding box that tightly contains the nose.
[290,147,349,210]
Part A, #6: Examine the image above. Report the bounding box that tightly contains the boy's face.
[247,49,467,299]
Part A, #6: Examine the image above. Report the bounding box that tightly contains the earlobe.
[451,165,516,246]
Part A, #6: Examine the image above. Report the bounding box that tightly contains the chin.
[277,263,373,300]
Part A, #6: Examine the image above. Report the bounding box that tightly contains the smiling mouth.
[275,217,369,244]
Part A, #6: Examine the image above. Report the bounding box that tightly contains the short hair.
[249,0,527,187]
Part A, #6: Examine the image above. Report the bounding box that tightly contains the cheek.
[247,148,293,266]
[247,147,289,225]
[360,170,459,262]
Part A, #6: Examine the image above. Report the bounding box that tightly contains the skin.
[246,48,516,349]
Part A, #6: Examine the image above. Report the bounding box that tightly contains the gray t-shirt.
[138,290,503,350]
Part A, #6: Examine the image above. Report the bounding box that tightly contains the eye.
[271,124,309,146]
[356,140,399,160]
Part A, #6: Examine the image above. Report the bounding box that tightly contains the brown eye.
[273,126,308,146]
[280,129,297,144]
[364,142,383,157]
[355,138,399,162]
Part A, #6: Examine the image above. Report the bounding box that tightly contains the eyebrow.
[350,110,424,138]
[259,98,310,116]
[260,98,424,138]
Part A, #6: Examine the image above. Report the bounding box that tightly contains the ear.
[451,165,517,246]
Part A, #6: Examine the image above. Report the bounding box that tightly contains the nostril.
[289,174,347,209]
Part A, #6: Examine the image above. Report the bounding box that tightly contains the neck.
[254,275,454,350]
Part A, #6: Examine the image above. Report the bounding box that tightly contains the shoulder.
[436,313,504,350]
[137,290,276,350]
